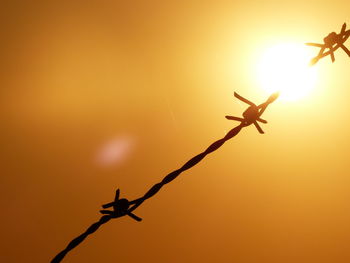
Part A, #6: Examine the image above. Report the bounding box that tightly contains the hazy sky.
[1,1,350,262]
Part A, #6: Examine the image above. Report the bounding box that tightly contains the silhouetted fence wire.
[50,23,350,262]
[51,123,245,263]
[52,91,280,262]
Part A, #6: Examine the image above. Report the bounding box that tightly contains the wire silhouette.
[51,92,279,263]
[306,23,350,65]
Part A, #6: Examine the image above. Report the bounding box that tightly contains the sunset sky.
[2,1,350,262]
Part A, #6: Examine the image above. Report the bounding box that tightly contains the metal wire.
[51,91,278,262]
[51,123,245,263]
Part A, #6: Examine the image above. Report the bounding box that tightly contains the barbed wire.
[51,123,246,263]
[50,21,350,262]
[51,91,278,263]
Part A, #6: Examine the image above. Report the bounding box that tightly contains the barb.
[306,23,350,65]
[51,92,278,263]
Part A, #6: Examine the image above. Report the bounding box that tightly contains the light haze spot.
[96,135,135,167]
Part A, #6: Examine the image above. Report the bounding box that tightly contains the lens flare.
[96,135,135,167]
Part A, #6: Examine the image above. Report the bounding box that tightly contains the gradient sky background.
[1,1,350,262]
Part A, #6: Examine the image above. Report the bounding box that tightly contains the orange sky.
[1,1,350,262]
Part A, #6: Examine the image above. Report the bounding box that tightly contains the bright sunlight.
[257,43,318,101]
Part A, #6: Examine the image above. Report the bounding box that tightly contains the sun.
[256,42,319,101]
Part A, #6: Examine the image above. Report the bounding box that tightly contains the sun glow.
[257,43,318,101]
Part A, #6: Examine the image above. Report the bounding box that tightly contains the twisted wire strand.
[128,123,245,212]
[51,215,113,263]
[51,123,246,263]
